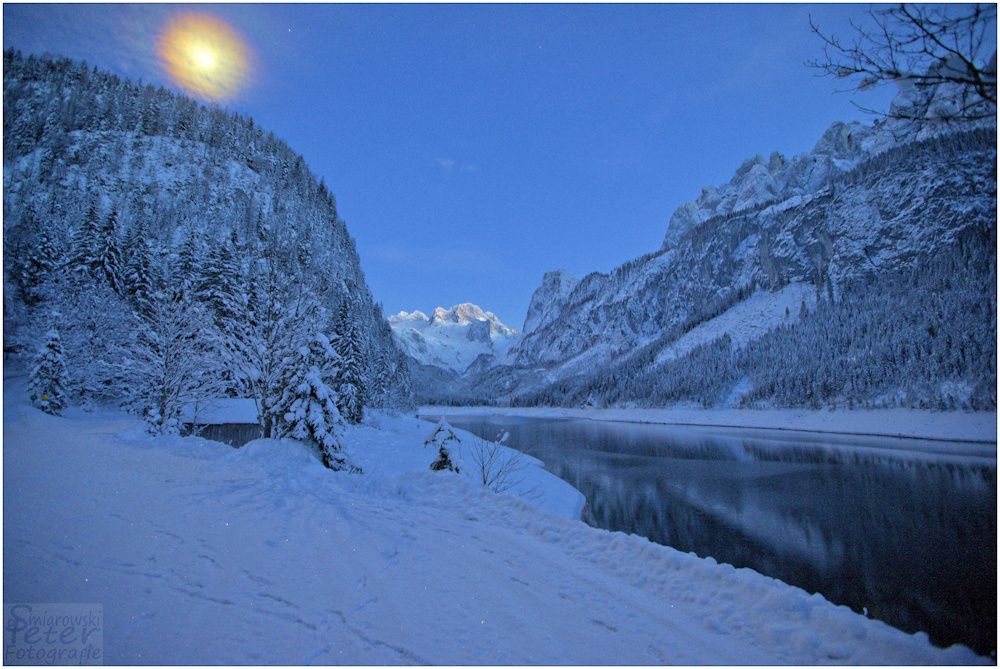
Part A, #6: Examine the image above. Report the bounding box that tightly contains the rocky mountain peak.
[522,269,580,335]
[661,118,878,251]
[430,303,486,326]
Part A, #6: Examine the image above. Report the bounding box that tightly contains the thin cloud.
[436,157,479,173]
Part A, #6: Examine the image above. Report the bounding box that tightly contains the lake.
[429,414,997,658]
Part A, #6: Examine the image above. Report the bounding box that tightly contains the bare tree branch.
[467,427,532,495]
[808,4,997,122]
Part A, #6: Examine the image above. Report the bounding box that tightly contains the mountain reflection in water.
[436,415,996,658]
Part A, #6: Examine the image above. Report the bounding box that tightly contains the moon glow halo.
[158,13,252,103]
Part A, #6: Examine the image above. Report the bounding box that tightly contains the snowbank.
[423,405,997,444]
[3,378,989,664]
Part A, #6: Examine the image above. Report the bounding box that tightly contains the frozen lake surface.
[434,414,997,658]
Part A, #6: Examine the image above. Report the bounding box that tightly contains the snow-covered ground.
[425,405,998,444]
[3,377,989,664]
[655,282,817,364]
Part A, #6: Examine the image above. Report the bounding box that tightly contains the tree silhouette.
[809,4,997,121]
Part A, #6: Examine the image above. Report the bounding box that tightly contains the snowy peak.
[522,269,580,335]
[881,51,998,144]
[389,302,519,373]
[427,303,518,337]
[811,120,871,160]
[430,303,485,327]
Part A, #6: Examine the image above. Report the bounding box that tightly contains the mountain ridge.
[389,302,519,377]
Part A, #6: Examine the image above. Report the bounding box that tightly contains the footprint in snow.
[590,618,618,632]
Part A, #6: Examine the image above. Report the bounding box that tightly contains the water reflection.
[438,415,996,658]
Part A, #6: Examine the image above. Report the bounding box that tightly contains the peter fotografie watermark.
[3,603,102,665]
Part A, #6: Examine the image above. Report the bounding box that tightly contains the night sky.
[3,3,898,329]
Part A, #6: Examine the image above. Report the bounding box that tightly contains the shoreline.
[418,405,998,446]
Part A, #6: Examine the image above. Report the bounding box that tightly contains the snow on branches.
[29,324,69,415]
[274,333,347,471]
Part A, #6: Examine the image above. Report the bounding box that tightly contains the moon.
[157,13,252,103]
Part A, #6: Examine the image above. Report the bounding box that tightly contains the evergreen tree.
[217,258,320,436]
[98,209,124,294]
[122,222,158,317]
[174,227,204,297]
[195,230,241,326]
[334,307,366,424]
[29,324,69,415]
[425,418,460,473]
[367,350,392,411]
[21,229,58,306]
[274,332,347,470]
[68,204,103,279]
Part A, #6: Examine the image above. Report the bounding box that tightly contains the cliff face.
[499,70,996,409]
[661,121,875,251]
[521,269,580,335]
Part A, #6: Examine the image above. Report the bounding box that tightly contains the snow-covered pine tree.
[367,349,392,411]
[274,332,347,470]
[429,444,458,472]
[195,230,241,327]
[20,227,58,307]
[334,304,366,424]
[389,357,414,410]
[122,222,158,318]
[217,257,320,437]
[425,418,460,473]
[67,203,103,280]
[29,324,69,415]
[174,227,204,298]
[98,209,124,295]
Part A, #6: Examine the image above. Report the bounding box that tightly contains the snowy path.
[3,383,987,664]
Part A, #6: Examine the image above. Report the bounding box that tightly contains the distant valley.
[405,76,996,411]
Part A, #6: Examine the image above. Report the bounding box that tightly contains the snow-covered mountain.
[484,77,997,410]
[2,50,414,421]
[389,303,519,374]
[662,56,997,251]
[661,121,874,250]
[522,269,580,335]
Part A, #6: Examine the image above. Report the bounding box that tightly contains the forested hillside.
[505,128,997,411]
[3,50,413,455]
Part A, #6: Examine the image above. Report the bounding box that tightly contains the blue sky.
[4,3,899,329]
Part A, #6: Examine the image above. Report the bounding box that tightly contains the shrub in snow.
[29,326,69,415]
[429,444,459,473]
[274,333,347,471]
[468,431,531,495]
[424,418,461,449]
[425,418,461,474]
